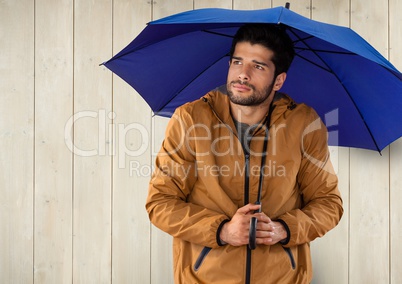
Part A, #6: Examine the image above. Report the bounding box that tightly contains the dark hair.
[229,24,295,78]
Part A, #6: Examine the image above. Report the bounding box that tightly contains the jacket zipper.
[244,149,252,284]
[202,97,254,283]
[244,153,250,204]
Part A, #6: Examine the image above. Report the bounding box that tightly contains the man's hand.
[219,203,260,246]
[219,203,287,247]
[255,216,287,245]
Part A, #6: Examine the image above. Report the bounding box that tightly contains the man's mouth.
[232,81,252,92]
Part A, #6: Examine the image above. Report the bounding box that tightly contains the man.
[146,24,343,283]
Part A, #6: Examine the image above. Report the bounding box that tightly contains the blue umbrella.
[103,6,402,152]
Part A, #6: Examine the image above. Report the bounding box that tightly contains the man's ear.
[273,72,287,91]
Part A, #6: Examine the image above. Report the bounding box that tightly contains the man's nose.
[238,66,251,82]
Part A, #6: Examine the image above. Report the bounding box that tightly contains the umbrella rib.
[154,52,230,115]
[295,53,333,73]
[295,47,355,55]
[202,29,237,38]
[288,27,382,152]
[293,35,314,43]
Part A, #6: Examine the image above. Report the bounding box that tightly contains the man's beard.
[227,80,274,106]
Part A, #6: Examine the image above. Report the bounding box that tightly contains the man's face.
[227,41,278,106]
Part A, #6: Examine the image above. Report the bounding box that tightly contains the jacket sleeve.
[145,109,229,249]
[277,108,343,247]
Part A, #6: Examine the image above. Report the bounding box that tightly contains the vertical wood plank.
[349,1,390,283]
[194,0,232,9]
[389,0,402,68]
[34,0,73,283]
[351,0,388,57]
[111,0,152,283]
[311,148,350,284]
[233,0,272,10]
[389,0,402,282]
[349,149,389,283]
[73,0,112,282]
[152,0,194,21]
[272,0,311,17]
[390,140,402,284]
[0,1,34,283]
[312,0,350,25]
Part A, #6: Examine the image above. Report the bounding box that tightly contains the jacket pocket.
[282,246,296,270]
[194,247,212,272]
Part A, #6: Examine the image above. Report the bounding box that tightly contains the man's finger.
[252,213,271,223]
[237,203,261,214]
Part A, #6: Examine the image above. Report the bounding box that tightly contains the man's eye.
[232,60,242,65]
[255,65,264,70]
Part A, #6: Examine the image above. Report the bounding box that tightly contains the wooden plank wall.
[0,0,401,283]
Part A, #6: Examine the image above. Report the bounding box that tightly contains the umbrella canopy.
[103,6,402,152]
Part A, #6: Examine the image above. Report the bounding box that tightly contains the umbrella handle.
[248,217,258,250]
[248,202,261,250]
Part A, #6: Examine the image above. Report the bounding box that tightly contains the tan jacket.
[146,88,343,284]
